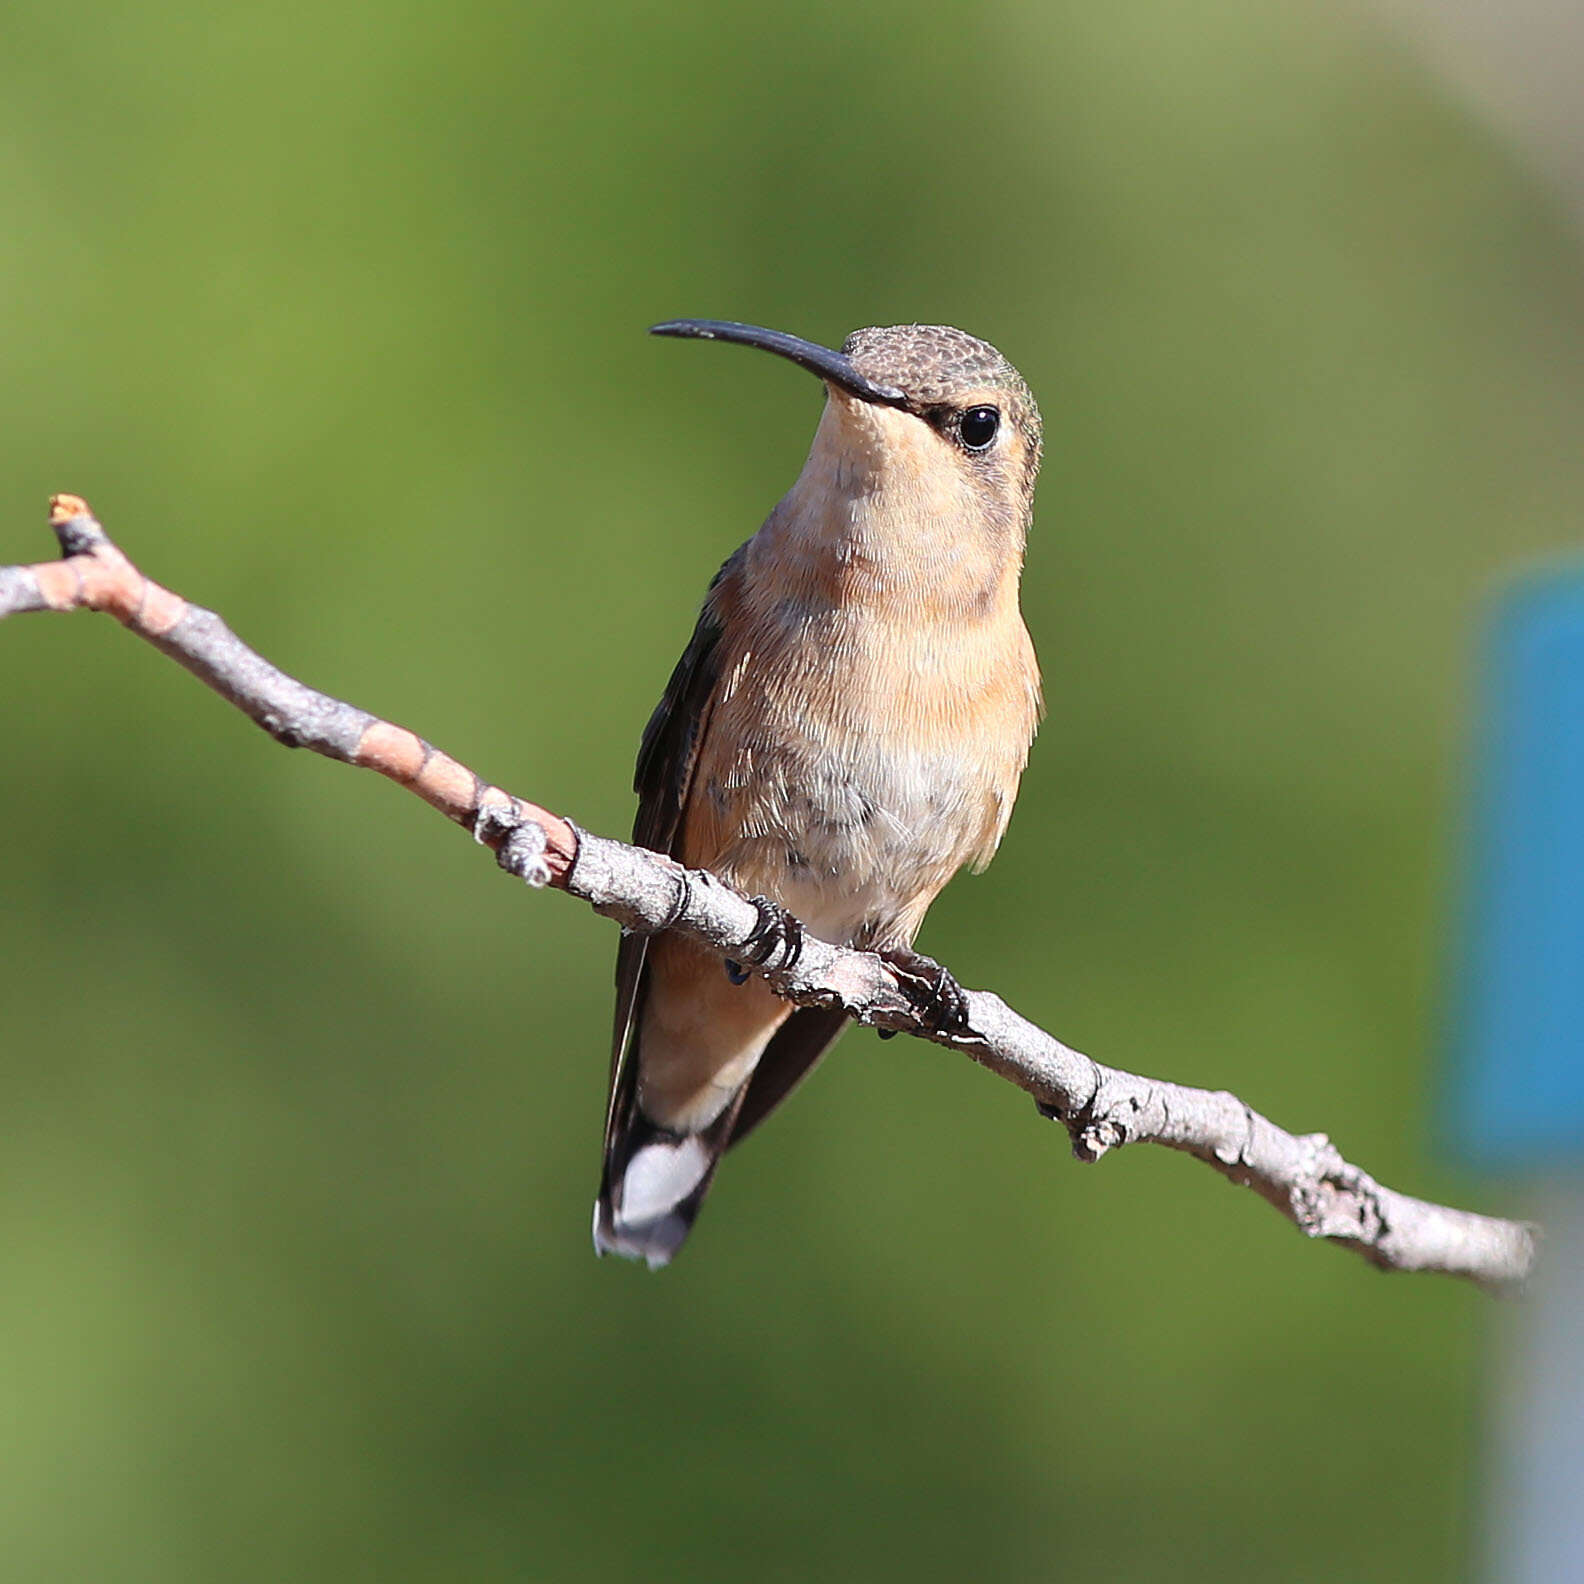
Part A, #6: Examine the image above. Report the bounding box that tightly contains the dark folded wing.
[603,559,734,1154]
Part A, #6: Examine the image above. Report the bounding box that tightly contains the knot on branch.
[1069,1072,1141,1163]
[257,712,305,749]
[1288,1133,1385,1244]
[476,801,552,888]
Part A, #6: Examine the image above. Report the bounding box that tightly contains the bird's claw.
[879,947,972,1037]
[723,895,804,983]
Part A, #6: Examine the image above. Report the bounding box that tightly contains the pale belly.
[683,584,1037,952]
[702,736,1003,951]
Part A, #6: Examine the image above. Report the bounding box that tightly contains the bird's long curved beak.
[649,319,908,408]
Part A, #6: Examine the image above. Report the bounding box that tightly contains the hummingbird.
[594,319,1043,1266]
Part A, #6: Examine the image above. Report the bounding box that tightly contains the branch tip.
[48,494,108,558]
[49,494,91,527]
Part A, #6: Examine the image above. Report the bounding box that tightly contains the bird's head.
[650,319,1042,548]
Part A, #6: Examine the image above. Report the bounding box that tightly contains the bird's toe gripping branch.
[724,895,805,984]
[875,946,972,1039]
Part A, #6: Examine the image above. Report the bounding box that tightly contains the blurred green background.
[0,1,1575,1578]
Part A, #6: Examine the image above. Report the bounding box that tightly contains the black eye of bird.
[958,406,1000,451]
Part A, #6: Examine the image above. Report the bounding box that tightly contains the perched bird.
[594,319,1043,1266]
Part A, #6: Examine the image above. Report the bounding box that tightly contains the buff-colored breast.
[683,543,1039,951]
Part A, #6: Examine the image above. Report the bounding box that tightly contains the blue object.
[1450,563,1584,1166]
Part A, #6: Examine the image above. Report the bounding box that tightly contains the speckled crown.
[844,325,1035,416]
[844,325,1042,484]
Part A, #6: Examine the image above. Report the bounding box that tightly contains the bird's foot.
[877,947,972,1039]
[724,895,804,984]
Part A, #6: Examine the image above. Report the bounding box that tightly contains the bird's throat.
[751,399,1022,620]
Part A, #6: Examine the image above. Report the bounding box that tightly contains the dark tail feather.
[593,1093,745,1269]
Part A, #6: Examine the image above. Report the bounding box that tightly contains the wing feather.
[602,558,735,1154]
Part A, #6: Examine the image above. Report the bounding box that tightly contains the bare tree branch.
[2,495,1537,1292]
